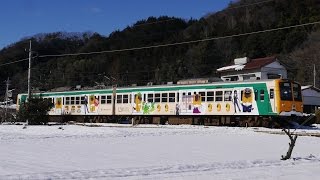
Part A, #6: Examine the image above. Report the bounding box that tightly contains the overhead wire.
[1,20,319,68]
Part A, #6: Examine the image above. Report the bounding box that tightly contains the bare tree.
[281,110,320,160]
[281,128,298,160]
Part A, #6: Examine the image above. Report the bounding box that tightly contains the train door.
[268,87,275,112]
[253,87,269,115]
[179,90,194,114]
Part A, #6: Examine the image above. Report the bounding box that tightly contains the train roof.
[17,79,292,97]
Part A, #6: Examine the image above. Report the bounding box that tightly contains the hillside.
[0,0,320,97]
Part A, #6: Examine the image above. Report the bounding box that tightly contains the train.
[17,79,304,126]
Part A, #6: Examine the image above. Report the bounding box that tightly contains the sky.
[0,0,231,49]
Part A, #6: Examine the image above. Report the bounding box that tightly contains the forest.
[0,0,320,98]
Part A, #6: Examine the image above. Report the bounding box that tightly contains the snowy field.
[0,124,320,180]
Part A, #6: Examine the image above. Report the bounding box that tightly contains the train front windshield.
[279,82,292,101]
[279,81,302,101]
[292,83,302,101]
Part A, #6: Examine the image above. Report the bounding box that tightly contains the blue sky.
[0,0,231,49]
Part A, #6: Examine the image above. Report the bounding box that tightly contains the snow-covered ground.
[0,124,320,180]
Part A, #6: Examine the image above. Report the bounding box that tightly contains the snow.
[216,64,245,72]
[0,124,320,180]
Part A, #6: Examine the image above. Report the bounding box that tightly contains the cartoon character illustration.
[89,95,96,112]
[233,90,241,113]
[175,104,180,115]
[94,96,99,106]
[192,94,202,113]
[83,95,89,114]
[217,103,221,112]
[226,103,231,112]
[134,93,142,112]
[55,97,62,109]
[208,103,213,112]
[89,95,99,112]
[241,88,253,112]
[71,105,76,113]
[165,104,169,112]
[157,104,161,112]
[142,102,155,114]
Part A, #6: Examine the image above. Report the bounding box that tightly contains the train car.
[16,79,303,126]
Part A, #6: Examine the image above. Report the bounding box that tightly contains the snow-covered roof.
[302,85,320,92]
[217,56,277,72]
[216,64,245,72]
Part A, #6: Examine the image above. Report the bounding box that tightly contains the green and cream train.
[17,79,303,126]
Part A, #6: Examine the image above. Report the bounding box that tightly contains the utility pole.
[314,64,316,88]
[4,77,10,123]
[28,40,32,100]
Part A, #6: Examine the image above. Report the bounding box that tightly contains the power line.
[0,58,29,67]
[35,21,320,57]
[1,20,320,67]
[226,0,275,10]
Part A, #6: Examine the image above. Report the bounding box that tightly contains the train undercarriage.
[48,114,315,128]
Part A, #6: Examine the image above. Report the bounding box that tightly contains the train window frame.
[101,95,106,104]
[155,93,160,102]
[71,97,75,105]
[117,95,122,104]
[199,92,206,102]
[279,82,293,101]
[147,93,154,103]
[207,91,214,102]
[260,90,265,101]
[162,93,168,102]
[177,92,180,102]
[107,95,112,104]
[66,97,70,105]
[169,93,175,102]
[254,89,258,101]
[75,97,80,105]
[215,91,223,102]
[270,89,274,99]
[224,91,232,101]
[123,94,129,104]
[293,83,302,101]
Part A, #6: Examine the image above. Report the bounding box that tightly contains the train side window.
[101,95,106,104]
[241,90,243,101]
[224,91,232,101]
[260,90,265,101]
[147,94,154,103]
[76,97,80,105]
[199,92,206,102]
[66,97,70,105]
[162,93,168,102]
[143,94,146,102]
[81,96,85,104]
[177,92,180,102]
[254,89,258,101]
[107,95,112,104]
[215,91,223,102]
[71,97,75,104]
[117,95,122,103]
[129,94,132,103]
[270,89,274,99]
[169,93,175,102]
[207,91,214,101]
[123,94,129,103]
[155,93,160,102]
